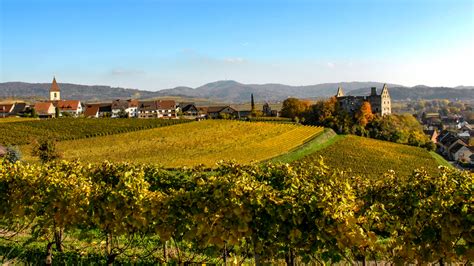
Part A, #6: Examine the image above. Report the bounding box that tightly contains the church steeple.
[50,77,61,101]
[336,86,344,97]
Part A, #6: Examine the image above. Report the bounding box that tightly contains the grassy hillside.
[0,118,189,145]
[297,135,442,177]
[22,120,323,167]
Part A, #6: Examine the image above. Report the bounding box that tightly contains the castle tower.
[370,87,377,96]
[336,86,344,97]
[50,77,61,101]
[380,84,391,115]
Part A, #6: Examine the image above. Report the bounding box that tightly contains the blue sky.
[1,0,473,90]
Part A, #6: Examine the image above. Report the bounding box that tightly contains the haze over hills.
[0,80,472,103]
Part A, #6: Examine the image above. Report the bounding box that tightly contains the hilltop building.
[336,84,391,116]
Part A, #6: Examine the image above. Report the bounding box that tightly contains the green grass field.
[22,120,323,167]
[297,134,443,177]
[269,128,341,163]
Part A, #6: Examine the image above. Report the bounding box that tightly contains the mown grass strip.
[429,151,453,168]
[267,128,343,164]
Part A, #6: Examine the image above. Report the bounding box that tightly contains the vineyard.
[0,118,190,145]
[0,159,472,264]
[0,117,39,124]
[299,135,442,178]
[22,120,323,167]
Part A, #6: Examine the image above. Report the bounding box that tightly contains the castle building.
[50,77,61,101]
[335,84,391,116]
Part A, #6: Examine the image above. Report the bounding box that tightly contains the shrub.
[5,146,22,163]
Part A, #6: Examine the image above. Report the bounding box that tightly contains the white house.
[138,100,178,119]
[56,100,83,116]
[450,143,473,163]
[112,99,139,118]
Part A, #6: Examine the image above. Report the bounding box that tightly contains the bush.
[31,138,61,163]
[5,145,22,163]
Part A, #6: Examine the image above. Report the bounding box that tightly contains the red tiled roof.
[34,102,54,115]
[84,104,100,117]
[129,99,139,108]
[207,106,236,113]
[156,100,176,110]
[50,77,60,92]
[112,99,139,109]
[197,106,208,113]
[0,104,14,113]
[138,100,176,111]
[56,100,81,111]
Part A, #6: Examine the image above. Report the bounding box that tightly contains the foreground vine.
[0,159,472,264]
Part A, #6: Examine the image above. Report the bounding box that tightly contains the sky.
[0,0,473,90]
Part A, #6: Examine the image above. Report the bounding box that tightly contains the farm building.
[0,104,14,118]
[138,100,178,119]
[207,106,238,119]
[450,143,473,162]
[33,102,55,118]
[112,99,139,118]
[84,104,100,118]
[84,103,112,118]
[56,100,83,117]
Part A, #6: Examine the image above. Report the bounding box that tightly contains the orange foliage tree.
[356,101,374,127]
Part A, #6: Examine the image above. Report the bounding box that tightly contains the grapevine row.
[0,159,472,264]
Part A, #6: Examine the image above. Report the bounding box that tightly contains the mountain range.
[0,80,472,103]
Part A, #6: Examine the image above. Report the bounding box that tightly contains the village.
[1,77,473,168]
[0,77,280,120]
[421,111,473,169]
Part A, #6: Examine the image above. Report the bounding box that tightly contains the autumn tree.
[356,101,374,127]
[281,98,310,119]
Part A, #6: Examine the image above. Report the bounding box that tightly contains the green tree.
[32,138,61,163]
[116,109,129,118]
[251,93,256,117]
[5,145,22,163]
[55,106,60,118]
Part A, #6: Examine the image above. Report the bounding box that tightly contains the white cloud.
[223,57,246,63]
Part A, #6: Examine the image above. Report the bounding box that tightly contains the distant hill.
[349,85,474,100]
[0,82,159,102]
[154,80,402,102]
[0,80,472,103]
